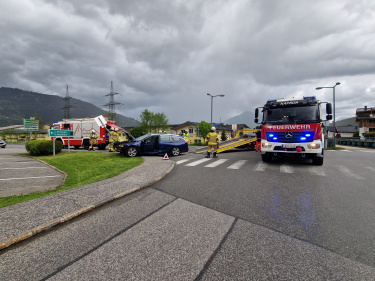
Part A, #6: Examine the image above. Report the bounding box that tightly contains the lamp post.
[316,82,340,147]
[207,93,225,126]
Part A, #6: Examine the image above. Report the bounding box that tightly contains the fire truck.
[255,96,332,165]
[51,115,122,150]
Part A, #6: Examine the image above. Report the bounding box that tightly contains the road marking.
[1,167,47,170]
[0,175,62,181]
[337,165,364,180]
[308,167,326,176]
[186,158,212,166]
[366,167,375,172]
[228,160,248,169]
[205,159,229,168]
[0,161,33,164]
[280,164,294,173]
[176,159,190,165]
[254,162,268,172]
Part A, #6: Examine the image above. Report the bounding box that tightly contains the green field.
[0,152,143,208]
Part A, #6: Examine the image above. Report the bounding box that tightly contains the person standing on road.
[108,127,116,152]
[205,127,219,158]
[255,126,262,152]
[113,128,120,151]
[183,130,190,143]
[89,129,98,151]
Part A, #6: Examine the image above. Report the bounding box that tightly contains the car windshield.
[135,134,152,141]
[264,105,319,124]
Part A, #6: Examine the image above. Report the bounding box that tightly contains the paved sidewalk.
[0,156,174,250]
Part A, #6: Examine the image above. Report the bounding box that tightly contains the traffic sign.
[24,119,39,131]
[48,129,74,137]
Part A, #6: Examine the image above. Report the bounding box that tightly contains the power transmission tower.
[63,84,73,119]
[103,81,122,121]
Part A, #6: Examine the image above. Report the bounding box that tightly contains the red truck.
[255,96,332,165]
[51,115,121,150]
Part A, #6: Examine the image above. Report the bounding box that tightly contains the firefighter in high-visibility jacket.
[205,127,220,158]
[89,129,98,151]
[108,127,116,152]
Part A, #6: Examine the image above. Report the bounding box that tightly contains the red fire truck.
[255,96,332,165]
[51,115,121,150]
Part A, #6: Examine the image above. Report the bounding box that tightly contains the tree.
[129,127,147,138]
[221,128,228,141]
[140,109,153,133]
[196,121,211,142]
[152,112,169,133]
[140,109,169,133]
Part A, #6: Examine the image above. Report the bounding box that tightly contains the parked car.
[0,139,6,148]
[117,134,188,157]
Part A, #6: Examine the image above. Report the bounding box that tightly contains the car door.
[140,135,160,154]
[159,135,173,154]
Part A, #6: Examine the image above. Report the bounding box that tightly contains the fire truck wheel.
[83,141,90,150]
[261,153,272,163]
[312,156,323,166]
[126,147,138,157]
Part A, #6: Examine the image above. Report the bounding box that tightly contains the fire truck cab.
[255,96,332,165]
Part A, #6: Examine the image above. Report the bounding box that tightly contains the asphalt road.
[1,147,375,280]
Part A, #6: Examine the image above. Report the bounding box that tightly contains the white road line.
[175,159,190,165]
[228,160,248,170]
[186,158,212,166]
[1,167,46,170]
[336,165,364,180]
[254,162,268,172]
[366,167,375,172]
[280,164,294,173]
[308,167,326,176]
[205,159,229,168]
[0,175,62,181]
[0,162,33,164]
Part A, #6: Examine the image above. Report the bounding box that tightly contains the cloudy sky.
[1,0,375,124]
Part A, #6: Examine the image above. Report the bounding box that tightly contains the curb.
[0,161,175,250]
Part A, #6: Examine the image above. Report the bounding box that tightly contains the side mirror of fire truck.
[326,103,333,120]
[254,108,259,123]
[326,103,332,114]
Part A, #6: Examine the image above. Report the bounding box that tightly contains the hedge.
[25,140,63,156]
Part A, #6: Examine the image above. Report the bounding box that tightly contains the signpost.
[24,119,39,140]
[48,129,74,156]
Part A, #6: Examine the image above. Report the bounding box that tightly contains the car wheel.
[126,147,138,157]
[171,147,180,156]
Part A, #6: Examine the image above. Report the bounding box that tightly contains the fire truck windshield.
[263,104,319,124]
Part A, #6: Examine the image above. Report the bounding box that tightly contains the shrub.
[25,140,63,156]
[364,132,375,138]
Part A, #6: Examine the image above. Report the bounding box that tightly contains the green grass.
[0,152,143,208]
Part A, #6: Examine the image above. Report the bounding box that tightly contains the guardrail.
[337,137,375,148]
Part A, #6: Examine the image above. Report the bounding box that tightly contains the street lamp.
[207,93,225,126]
[316,82,341,147]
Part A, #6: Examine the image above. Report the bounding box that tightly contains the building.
[356,106,375,138]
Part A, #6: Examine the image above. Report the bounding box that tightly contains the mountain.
[224,111,257,128]
[0,87,139,127]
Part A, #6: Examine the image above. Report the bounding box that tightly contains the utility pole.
[103,81,122,121]
[63,84,73,119]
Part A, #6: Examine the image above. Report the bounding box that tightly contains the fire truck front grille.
[267,132,314,143]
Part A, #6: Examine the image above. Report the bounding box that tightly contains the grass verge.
[0,152,143,208]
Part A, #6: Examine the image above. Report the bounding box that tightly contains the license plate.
[282,144,296,148]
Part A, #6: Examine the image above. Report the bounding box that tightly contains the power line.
[62,84,73,119]
[103,81,122,121]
